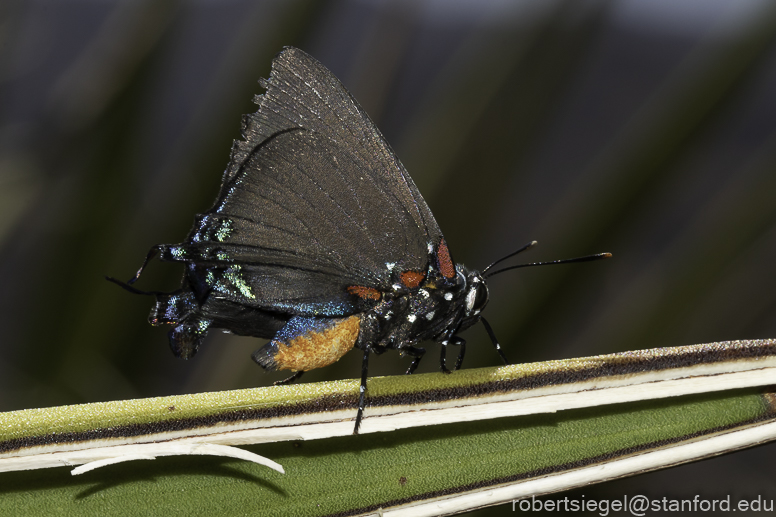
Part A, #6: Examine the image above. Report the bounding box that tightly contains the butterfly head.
[462,269,489,322]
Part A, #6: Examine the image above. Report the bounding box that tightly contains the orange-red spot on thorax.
[400,270,425,288]
[436,239,455,278]
[347,285,381,300]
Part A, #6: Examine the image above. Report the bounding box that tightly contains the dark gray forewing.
[168,128,431,313]
[213,47,443,278]
[213,129,424,290]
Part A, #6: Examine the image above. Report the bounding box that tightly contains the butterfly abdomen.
[252,315,361,372]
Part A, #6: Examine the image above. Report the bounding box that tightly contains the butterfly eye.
[464,274,488,317]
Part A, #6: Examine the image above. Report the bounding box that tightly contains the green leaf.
[2,340,776,515]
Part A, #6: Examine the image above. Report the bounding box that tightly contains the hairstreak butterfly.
[109,47,610,433]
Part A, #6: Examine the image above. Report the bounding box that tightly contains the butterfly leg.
[403,345,426,375]
[371,343,388,356]
[354,348,370,434]
[451,336,467,371]
[480,317,508,364]
[274,371,304,385]
[440,341,450,374]
[440,336,466,374]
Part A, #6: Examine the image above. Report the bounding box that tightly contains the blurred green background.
[2,0,776,513]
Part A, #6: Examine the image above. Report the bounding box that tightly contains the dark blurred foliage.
[2,0,776,513]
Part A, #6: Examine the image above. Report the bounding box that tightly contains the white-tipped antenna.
[484,251,612,278]
[481,241,538,276]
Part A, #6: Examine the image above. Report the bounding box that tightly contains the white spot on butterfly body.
[425,311,435,320]
[419,289,430,298]
[444,292,453,301]
[407,315,417,323]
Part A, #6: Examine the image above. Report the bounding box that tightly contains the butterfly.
[109,47,610,433]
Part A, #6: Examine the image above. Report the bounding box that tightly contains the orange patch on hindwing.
[400,270,425,288]
[347,285,381,300]
[272,316,360,372]
[436,239,455,278]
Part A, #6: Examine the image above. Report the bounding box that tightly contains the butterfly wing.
[162,47,444,314]
[224,46,440,244]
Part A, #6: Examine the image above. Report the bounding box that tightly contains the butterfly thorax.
[357,265,489,352]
